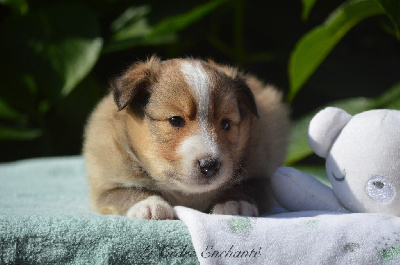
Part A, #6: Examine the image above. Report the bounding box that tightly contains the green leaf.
[0,126,41,141]
[150,0,227,36]
[375,0,400,40]
[107,6,171,52]
[285,97,374,165]
[285,111,314,166]
[296,165,330,186]
[110,5,151,33]
[372,81,400,108]
[302,0,319,20]
[0,0,28,14]
[288,0,384,102]
[0,98,26,123]
[105,0,227,53]
[110,5,153,43]
[0,3,103,98]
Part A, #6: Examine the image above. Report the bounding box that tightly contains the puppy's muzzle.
[198,157,221,178]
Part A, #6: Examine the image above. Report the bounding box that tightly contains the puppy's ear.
[235,77,259,118]
[112,56,161,111]
[207,59,258,117]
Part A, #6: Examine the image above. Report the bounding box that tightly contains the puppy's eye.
[221,119,231,131]
[169,116,185,127]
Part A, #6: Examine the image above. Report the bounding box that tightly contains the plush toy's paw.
[212,200,258,217]
[272,166,348,212]
[126,196,174,220]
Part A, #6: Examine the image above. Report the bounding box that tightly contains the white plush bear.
[271,107,400,216]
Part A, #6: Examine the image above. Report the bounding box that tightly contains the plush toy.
[271,107,400,216]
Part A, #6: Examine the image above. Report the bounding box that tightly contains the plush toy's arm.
[271,167,349,213]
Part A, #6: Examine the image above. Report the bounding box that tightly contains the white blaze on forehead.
[180,61,220,164]
[180,61,210,123]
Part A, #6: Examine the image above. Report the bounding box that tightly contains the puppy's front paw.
[126,196,174,220]
[212,200,259,217]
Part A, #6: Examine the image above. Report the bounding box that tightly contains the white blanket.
[175,206,400,264]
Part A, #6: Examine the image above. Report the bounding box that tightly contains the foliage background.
[0,0,399,177]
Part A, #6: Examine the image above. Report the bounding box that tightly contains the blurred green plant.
[288,0,400,102]
[286,81,400,166]
[285,0,400,173]
[0,0,228,160]
[0,0,398,163]
[105,0,227,53]
[0,2,102,143]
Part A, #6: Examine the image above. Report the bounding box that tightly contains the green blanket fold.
[0,156,197,264]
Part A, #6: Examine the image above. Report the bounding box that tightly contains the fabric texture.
[175,206,400,265]
[0,156,197,264]
[4,156,400,265]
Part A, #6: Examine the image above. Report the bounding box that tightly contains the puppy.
[83,56,289,219]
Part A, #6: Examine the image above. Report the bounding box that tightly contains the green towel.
[0,157,198,264]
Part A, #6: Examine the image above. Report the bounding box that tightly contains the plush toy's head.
[308,107,400,215]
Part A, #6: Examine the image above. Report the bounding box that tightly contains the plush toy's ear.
[112,56,161,111]
[308,107,352,158]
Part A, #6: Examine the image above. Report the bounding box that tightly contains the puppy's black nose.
[198,158,221,178]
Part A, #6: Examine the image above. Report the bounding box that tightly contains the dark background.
[0,0,399,165]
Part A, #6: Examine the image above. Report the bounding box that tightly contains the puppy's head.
[112,56,258,193]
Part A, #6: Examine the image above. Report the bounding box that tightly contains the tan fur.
[83,56,289,218]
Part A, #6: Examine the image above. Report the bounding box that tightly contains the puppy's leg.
[126,195,175,219]
[212,200,258,217]
[211,179,270,217]
[93,188,174,220]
